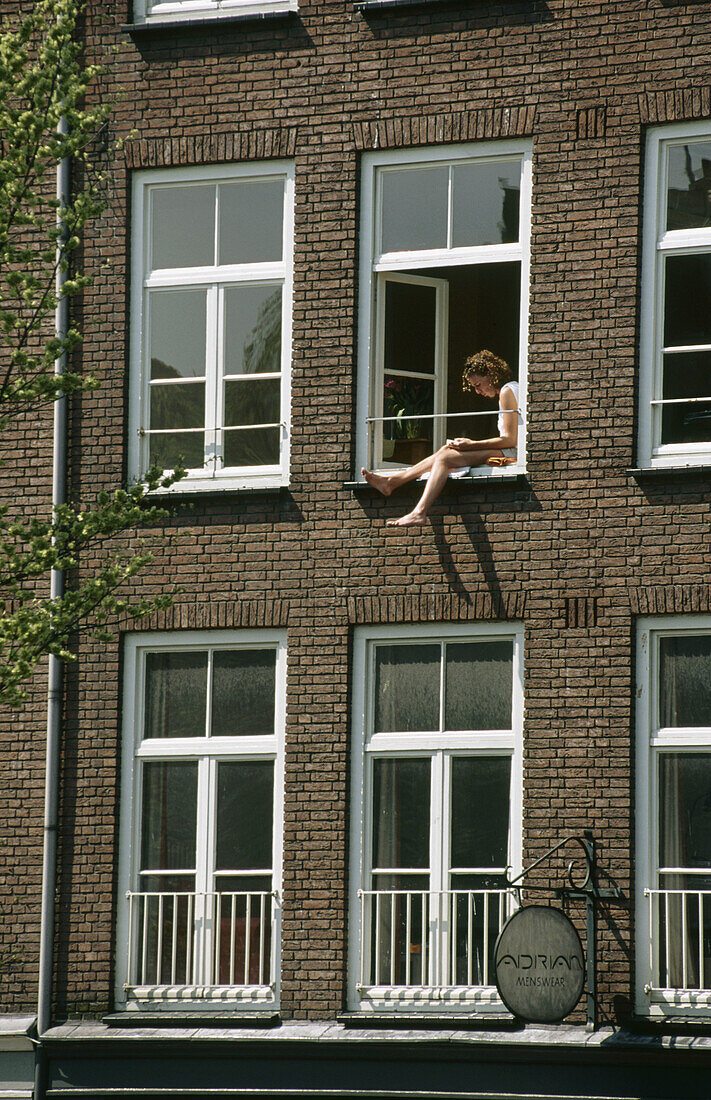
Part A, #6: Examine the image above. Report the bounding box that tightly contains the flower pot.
[391,438,432,466]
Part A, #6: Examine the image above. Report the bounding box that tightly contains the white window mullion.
[206,285,220,476]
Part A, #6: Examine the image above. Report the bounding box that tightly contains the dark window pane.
[451,160,521,246]
[150,382,205,431]
[445,641,513,731]
[223,427,280,467]
[383,281,437,376]
[224,286,282,376]
[380,167,448,252]
[663,254,711,348]
[149,290,207,379]
[666,143,711,231]
[216,762,274,871]
[374,644,440,733]
[144,651,208,739]
[141,762,198,871]
[218,180,284,265]
[212,649,276,737]
[661,352,711,444]
[151,185,215,269]
[660,635,711,726]
[450,756,511,870]
[225,379,281,428]
[149,430,205,471]
[372,758,430,870]
[660,754,711,868]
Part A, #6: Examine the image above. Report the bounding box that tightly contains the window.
[129,163,294,492]
[356,143,531,478]
[116,631,285,1009]
[639,124,711,468]
[133,0,297,26]
[348,624,523,1013]
[636,619,711,1016]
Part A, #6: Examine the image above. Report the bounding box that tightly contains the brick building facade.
[3,0,711,1097]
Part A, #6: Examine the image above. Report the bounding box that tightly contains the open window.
[357,143,531,477]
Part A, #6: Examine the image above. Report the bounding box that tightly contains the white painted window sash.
[348,622,523,1012]
[639,123,711,468]
[134,0,297,25]
[116,631,286,1010]
[129,163,293,492]
[636,616,711,1016]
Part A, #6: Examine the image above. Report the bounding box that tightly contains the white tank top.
[497,381,520,436]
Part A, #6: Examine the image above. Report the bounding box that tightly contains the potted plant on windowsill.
[383,378,433,466]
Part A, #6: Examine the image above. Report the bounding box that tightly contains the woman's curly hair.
[462,349,513,392]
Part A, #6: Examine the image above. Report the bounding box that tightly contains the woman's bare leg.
[361,449,441,497]
[386,447,504,528]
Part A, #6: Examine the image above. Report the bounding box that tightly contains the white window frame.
[639,122,711,468]
[129,162,294,493]
[116,629,286,1011]
[636,615,711,1017]
[356,141,532,481]
[348,622,523,1014]
[133,0,297,26]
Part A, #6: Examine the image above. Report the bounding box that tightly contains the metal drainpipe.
[35,118,70,1099]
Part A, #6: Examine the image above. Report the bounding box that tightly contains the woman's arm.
[449,387,519,452]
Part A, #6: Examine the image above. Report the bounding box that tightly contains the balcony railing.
[645,888,711,993]
[366,408,524,470]
[357,888,515,992]
[125,890,277,994]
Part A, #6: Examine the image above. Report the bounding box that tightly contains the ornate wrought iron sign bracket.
[504,829,624,1030]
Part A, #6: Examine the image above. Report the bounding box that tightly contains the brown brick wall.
[3,0,711,1025]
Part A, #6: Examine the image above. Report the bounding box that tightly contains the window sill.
[338,1012,517,1031]
[356,0,498,10]
[123,4,295,33]
[628,464,711,479]
[104,1011,280,1029]
[143,481,290,500]
[346,469,527,490]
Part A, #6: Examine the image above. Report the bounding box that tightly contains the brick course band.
[638,88,711,124]
[347,592,526,624]
[117,598,290,631]
[628,585,711,616]
[352,107,536,152]
[122,128,299,169]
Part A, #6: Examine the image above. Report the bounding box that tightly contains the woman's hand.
[449,437,474,451]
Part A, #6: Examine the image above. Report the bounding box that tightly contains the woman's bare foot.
[362,468,395,496]
[386,510,427,528]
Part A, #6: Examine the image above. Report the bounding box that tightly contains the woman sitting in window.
[362,349,519,528]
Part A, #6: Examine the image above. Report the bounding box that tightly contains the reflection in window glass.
[374,644,440,732]
[660,754,711,869]
[445,641,513,731]
[450,756,511,869]
[141,761,198,870]
[663,254,711,348]
[666,142,711,231]
[451,160,520,247]
[659,635,711,727]
[661,351,711,445]
[150,290,207,380]
[380,167,448,253]
[372,757,430,871]
[219,180,284,265]
[144,652,208,739]
[224,286,282,377]
[151,185,215,270]
[150,383,205,432]
[212,649,276,736]
[216,761,274,871]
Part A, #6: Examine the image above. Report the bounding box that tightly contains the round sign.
[494,905,585,1023]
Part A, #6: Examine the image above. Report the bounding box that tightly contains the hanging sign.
[494,905,585,1023]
